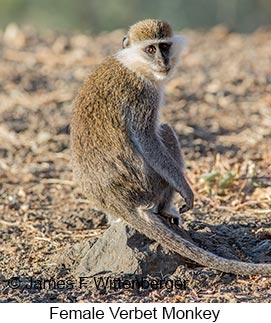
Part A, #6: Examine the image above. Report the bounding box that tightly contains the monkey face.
[118,19,186,83]
[117,35,186,82]
[143,41,173,75]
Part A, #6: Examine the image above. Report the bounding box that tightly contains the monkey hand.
[178,177,194,214]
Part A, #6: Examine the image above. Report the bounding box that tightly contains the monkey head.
[118,19,186,82]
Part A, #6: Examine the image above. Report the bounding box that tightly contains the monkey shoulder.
[74,56,160,123]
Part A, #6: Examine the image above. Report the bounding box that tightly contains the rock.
[76,221,186,277]
[3,23,26,49]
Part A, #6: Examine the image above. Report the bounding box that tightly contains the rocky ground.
[0,23,271,302]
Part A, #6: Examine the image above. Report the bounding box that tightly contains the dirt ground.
[0,24,271,303]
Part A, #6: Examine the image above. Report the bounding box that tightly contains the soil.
[0,24,271,303]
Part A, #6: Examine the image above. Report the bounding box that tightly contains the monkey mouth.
[156,67,171,74]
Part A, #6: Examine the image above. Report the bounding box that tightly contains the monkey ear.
[122,35,130,48]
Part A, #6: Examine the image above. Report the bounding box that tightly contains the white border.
[1,303,270,322]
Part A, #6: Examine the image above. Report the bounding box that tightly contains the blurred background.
[0,0,270,33]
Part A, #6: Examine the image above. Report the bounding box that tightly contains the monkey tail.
[123,207,271,276]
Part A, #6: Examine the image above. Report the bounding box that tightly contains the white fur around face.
[115,35,187,83]
[115,42,149,74]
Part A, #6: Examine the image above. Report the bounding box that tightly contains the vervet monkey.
[71,19,271,275]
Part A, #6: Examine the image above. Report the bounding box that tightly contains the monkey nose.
[158,60,170,72]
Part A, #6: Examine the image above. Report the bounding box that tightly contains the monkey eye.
[145,45,156,55]
[159,42,171,52]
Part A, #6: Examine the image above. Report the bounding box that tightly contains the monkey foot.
[158,208,183,227]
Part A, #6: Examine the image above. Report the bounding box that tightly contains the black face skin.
[144,42,172,72]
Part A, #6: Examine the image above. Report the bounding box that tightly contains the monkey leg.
[159,123,184,164]
[156,123,185,225]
